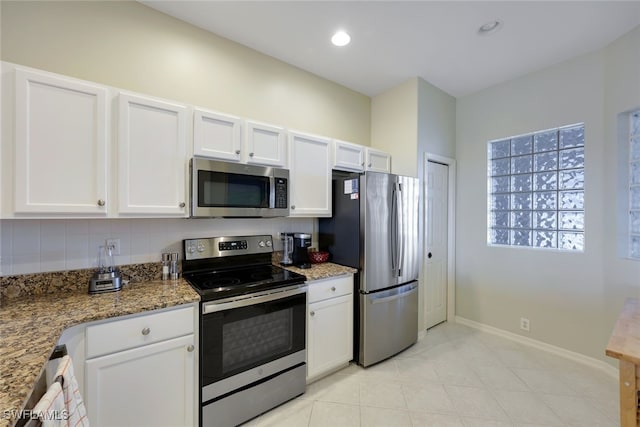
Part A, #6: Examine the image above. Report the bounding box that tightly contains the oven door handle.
[202,284,307,314]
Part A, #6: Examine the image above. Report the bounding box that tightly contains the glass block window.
[487,124,585,251]
[629,111,640,258]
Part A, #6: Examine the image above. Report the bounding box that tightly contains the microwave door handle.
[269,176,276,208]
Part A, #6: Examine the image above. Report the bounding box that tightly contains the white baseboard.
[455,316,619,379]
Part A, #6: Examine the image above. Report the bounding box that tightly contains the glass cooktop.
[184,264,306,300]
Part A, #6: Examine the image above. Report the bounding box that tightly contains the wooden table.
[606,298,640,427]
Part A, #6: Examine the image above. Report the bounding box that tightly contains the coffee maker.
[291,233,312,269]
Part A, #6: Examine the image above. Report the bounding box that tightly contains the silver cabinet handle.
[331,286,336,291]
[368,163,372,167]
[249,152,254,157]
[97,199,105,207]
[310,311,315,316]
[235,150,241,155]
[141,327,150,336]
[179,202,186,208]
[291,205,296,210]
[187,344,195,352]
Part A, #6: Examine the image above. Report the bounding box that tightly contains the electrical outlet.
[106,238,121,256]
[520,317,530,332]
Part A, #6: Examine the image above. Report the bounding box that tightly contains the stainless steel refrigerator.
[319,170,420,367]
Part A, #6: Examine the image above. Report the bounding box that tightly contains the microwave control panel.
[275,178,288,209]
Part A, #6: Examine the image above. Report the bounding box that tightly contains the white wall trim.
[455,316,619,379]
[424,153,457,325]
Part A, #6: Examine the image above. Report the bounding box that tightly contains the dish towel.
[32,381,66,427]
[53,355,90,427]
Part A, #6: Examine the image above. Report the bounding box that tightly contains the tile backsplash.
[0,217,315,276]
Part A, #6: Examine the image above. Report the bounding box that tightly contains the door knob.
[428,252,433,259]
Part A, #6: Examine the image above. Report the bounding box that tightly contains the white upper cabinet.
[245,120,287,167]
[333,140,365,172]
[288,131,332,217]
[365,147,391,173]
[193,112,286,168]
[13,68,108,215]
[118,92,188,216]
[193,108,242,162]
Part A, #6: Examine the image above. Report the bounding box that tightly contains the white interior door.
[425,160,448,329]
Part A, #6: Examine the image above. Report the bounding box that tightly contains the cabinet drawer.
[86,306,194,358]
[308,275,353,304]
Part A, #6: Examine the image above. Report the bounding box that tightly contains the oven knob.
[197,243,206,252]
[258,240,266,247]
[265,240,272,247]
[187,244,196,254]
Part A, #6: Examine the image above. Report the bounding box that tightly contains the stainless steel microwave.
[190,158,290,218]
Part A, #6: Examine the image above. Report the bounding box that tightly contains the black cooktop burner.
[184,264,306,301]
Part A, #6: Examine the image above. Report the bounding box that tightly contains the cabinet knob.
[249,152,254,157]
[368,163,372,167]
[361,162,365,166]
[310,311,315,317]
[624,381,631,387]
[141,327,150,336]
[291,205,296,210]
[331,286,336,291]
[235,150,241,155]
[187,344,195,352]
[97,199,106,207]
[179,202,186,208]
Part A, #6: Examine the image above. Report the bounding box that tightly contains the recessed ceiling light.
[478,20,503,36]
[331,30,351,47]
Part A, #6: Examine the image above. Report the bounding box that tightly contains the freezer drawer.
[359,281,418,367]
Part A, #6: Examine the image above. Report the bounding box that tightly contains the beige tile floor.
[245,322,620,427]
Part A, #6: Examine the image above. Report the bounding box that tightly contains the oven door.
[200,285,307,402]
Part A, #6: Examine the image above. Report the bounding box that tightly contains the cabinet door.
[14,68,108,214]
[193,108,242,162]
[307,293,353,381]
[86,335,195,427]
[118,93,188,216]
[245,120,286,167]
[365,148,391,173]
[333,140,365,172]
[288,131,331,217]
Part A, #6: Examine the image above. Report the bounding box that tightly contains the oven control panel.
[218,240,248,251]
[184,235,273,260]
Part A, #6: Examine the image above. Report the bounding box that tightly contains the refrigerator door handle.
[396,182,404,277]
[393,182,402,277]
[390,185,398,275]
[369,284,418,305]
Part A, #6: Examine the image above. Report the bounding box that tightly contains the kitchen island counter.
[0,278,199,427]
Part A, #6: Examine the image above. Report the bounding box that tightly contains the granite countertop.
[0,279,199,427]
[282,262,357,282]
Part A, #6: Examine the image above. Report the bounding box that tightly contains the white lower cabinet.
[84,306,196,427]
[307,275,353,382]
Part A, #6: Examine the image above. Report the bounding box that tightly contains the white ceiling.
[140,1,640,98]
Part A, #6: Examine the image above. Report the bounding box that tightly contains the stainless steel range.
[182,235,307,427]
